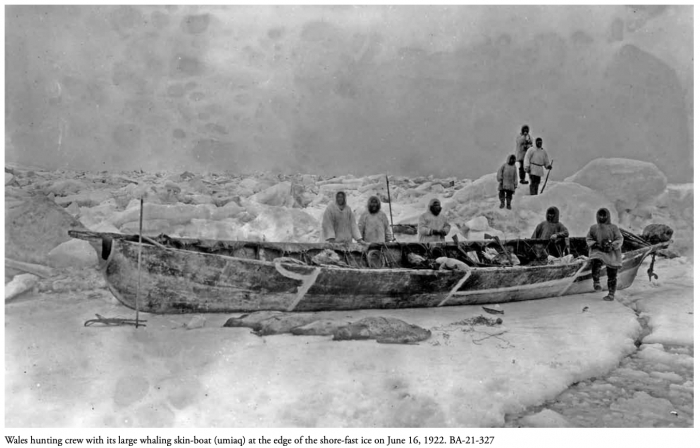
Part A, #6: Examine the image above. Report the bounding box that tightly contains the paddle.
[540,159,554,194]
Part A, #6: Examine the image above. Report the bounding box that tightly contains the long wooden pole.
[136,195,143,328]
[540,159,554,194]
[385,175,395,241]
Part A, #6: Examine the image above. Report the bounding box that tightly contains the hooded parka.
[320,191,362,243]
[497,155,519,192]
[531,206,569,240]
[524,145,551,178]
[586,208,623,267]
[357,195,392,243]
[418,198,451,243]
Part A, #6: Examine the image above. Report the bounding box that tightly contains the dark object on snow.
[642,224,674,244]
[84,314,146,327]
[290,319,350,336]
[223,311,284,330]
[224,311,323,336]
[333,317,431,344]
[453,316,503,326]
[482,306,504,315]
[252,313,320,336]
[224,312,429,342]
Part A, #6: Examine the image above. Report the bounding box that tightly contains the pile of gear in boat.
[149,192,672,303]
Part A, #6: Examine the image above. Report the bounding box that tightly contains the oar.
[385,174,396,242]
[540,159,554,194]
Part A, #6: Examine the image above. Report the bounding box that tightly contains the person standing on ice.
[586,208,624,301]
[418,198,451,243]
[524,137,552,195]
[320,191,364,244]
[358,195,393,243]
[496,154,518,209]
[531,206,570,258]
[516,125,532,185]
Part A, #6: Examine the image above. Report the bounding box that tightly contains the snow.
[3,289,648,427]
[46,239,97,269]
[518,409,573,428]
[635,345,694,370]
[2,161,695,435]
[4,273,39,301]
[608,391,676,422]
[564,158,668,211]
[517,182,618,237]
[620,258,694,347]
[249,181,296,207]
[0,5,690,439]
[505,257,695,429]
[452,173,498,204]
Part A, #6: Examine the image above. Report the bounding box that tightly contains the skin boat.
[69,230,669,314]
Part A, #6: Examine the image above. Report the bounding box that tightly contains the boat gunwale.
[96,231,670,275]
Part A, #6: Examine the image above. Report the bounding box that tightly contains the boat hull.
[99,238,663,314]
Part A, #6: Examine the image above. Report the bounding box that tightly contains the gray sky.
[4,5,693,181]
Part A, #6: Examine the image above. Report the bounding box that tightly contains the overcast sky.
[4,5,693,181]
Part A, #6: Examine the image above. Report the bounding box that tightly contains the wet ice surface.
[507,345,694,428]
[508,258,694,428]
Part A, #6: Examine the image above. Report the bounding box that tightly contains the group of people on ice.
[504,123,623,299]
[496,124,553,209]
[319,120,624,301]
[320,185,623,301]
[320,191,450,246]
[531,206,624,301]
